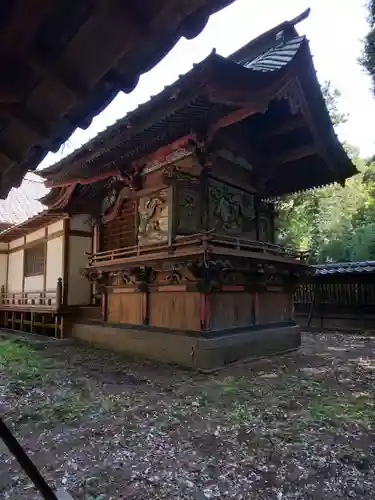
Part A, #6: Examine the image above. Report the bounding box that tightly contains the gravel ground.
[0,331,375,500]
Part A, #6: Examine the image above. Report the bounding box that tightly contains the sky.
[39,0,375,169]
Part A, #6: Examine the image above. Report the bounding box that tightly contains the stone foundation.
[72,321,301,370]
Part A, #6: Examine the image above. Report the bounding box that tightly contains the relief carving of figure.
[210,182,255,232]
[138,194,168,244]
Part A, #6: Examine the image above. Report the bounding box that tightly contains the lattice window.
[24,243,45,277]
[101,201,136,251]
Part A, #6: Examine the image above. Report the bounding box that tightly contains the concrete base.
[72,322,301,370]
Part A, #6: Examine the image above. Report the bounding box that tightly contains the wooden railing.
[87,233,307,267]
[0,278,63,309]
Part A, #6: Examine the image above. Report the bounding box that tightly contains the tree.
[276,81,375,263]
[361,0,375,93]
[321,81,348,126]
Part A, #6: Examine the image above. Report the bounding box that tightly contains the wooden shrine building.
[36,11,356,369]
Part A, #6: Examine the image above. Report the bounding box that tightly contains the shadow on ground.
[0,331,374,499]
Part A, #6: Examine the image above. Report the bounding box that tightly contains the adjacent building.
[0,175,95,336]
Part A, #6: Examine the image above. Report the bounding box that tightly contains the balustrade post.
[56,278,63,310]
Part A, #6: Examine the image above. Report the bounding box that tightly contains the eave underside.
[0,0,235,198]
[42,71,356,206]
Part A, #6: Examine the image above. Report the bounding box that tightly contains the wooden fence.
[294,262,375,330]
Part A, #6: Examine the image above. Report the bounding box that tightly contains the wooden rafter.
[267,144,316,166]
[0,139,23,164]
[263,115,306,138]
[2,104,51,140]
[29,53,88,100]
[0,0,57,53]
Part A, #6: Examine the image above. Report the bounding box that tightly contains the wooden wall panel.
[149,292,201,330]
[101,201,136,251]
[209,292,254,330]
[107,292,143,325]
[257,292,290,324]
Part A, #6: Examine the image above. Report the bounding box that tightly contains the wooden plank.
[149,292,200,330]
[209,292,254,330]
[107,292,143,324]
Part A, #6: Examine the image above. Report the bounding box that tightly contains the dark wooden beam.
[29,53,88,100]
[0,139,23,164]
[268,144,316,166]
[2,104,51,140]
[263,116,306,139]
[0,0,57,53]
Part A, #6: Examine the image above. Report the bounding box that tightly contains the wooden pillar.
[60,317,64,339]
[200,293,211,331]
[54,315,59,338]
[43,227,48,295]
[56,278,63,310]
[62,218,70,306]
[0,285,4,305]
[143,289,149,325]
[101,290,107,322]
[254,291,260,324]
[255,195,260,241]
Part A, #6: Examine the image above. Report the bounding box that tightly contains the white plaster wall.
[26,227,45,244]
[48,219,64,235]
[0,254,8,289]
[70,214,92,232]
[67,236,92,305]
[8,250,24,292]
[46,236,63,290]
[0,243,8,251]
[24,275,44,292]
[9,237,24,250]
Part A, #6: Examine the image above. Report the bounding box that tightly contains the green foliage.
[321,81,348,126]
[0,340,43,380]
[361,0,375,94]
[276,82,375,263]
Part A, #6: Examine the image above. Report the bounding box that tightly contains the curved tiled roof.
[0,173,48,225]
[314,261,375,275]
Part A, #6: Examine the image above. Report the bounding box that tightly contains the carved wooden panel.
[107,292,143,324]
[101,200,136,251]
[138,188,169,245]
[175,183,201,234]
[149,292,201,330]
[209,293,255,330]
[208,180,255,235]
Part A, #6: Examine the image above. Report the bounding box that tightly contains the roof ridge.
[229,8,310,64]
